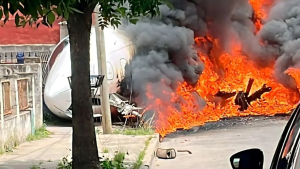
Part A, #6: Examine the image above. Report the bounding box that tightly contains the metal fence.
[2,81,12,116]
[39,52,52,88]
[17,79,29,110]
[0,51,52,90]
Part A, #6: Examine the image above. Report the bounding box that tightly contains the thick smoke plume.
[119,0,300,114]
[119,0,207,109]
[258,0,300,90]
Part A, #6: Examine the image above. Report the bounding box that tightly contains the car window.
[275,106,300,169]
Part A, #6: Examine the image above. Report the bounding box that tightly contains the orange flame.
[143,0,300,137]
[145,41,300,138]
[249,0,274,32]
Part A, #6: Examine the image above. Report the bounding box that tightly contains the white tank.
[44,27,134,119]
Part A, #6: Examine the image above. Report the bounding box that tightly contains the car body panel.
[270,104,300,169]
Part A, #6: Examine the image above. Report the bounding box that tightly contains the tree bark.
[67,6,100,169]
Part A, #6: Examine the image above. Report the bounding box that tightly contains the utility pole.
[94,5,112,134]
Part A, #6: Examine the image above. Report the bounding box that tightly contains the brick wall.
[0,13,98,45]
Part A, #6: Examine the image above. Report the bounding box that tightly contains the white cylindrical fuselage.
[44,27,134,119]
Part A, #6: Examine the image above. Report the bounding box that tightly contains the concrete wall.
[0,45,55,54]
[0,61,43,151]
[0,62,43,128]
[0,111,31,153]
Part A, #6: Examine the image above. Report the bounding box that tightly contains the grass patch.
[26,125,52,141]
[0,137,21,155]
[132,136,152,169]
[101,152,126,169]
[30,165,41,169]
[102,147,109,153]
[30,162,43,169]
[113,127,155,135]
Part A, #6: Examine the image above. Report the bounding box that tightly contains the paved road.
[153,117,289,169]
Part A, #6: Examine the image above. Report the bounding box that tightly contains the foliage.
[57,156,73,169]
[0,128,50,156]
[0,0,167,168]
[30,165,41,169]
[0,0,171,29]
[57,152,126,169]
[26,124,52,141]
[101,152,126,169]
[103,147,110,153]
[113,115,155,135]
[113,127,154,135]
[30,162,44,169]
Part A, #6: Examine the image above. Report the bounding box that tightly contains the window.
[17,79,29,110]
[2,81,12,116]
[107,62,114,80]
[120,58,128,78]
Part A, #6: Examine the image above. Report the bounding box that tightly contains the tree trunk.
[67,8,100,169]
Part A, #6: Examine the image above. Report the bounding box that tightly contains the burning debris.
[118,0,300,137]
[211,78,272,111]
[109,93,142,117]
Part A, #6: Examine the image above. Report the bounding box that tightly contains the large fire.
[249,0,274,32]
[143,0,300,137]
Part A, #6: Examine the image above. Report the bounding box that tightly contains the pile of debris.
[210,78,272,111]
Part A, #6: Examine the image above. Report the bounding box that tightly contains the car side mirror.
[230,148,264,169]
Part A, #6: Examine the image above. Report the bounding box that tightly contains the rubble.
[109,93,143,117]
[212,78,272,111]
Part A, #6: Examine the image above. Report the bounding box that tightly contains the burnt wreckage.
[71,75,143,118]
[211,78,272,111]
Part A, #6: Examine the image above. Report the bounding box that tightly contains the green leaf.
[20,20,27,28]
[42,8,50,15]
[64,10,69,20]
[29,6,38,19]
[57,4,62,16]
[17,4,26,15]
[164,1,173,9]
[47,11,55,25]
[3,7,9,24]
[68,7,83,14]
[15,13,20,27]
[67,7,74,14]
[129,18,139,24]
[37,5,43,16]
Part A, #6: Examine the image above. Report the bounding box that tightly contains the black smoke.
[118,0,300,109]
[258,0,300,91]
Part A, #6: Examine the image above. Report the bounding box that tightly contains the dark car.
[229,103,300,169]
